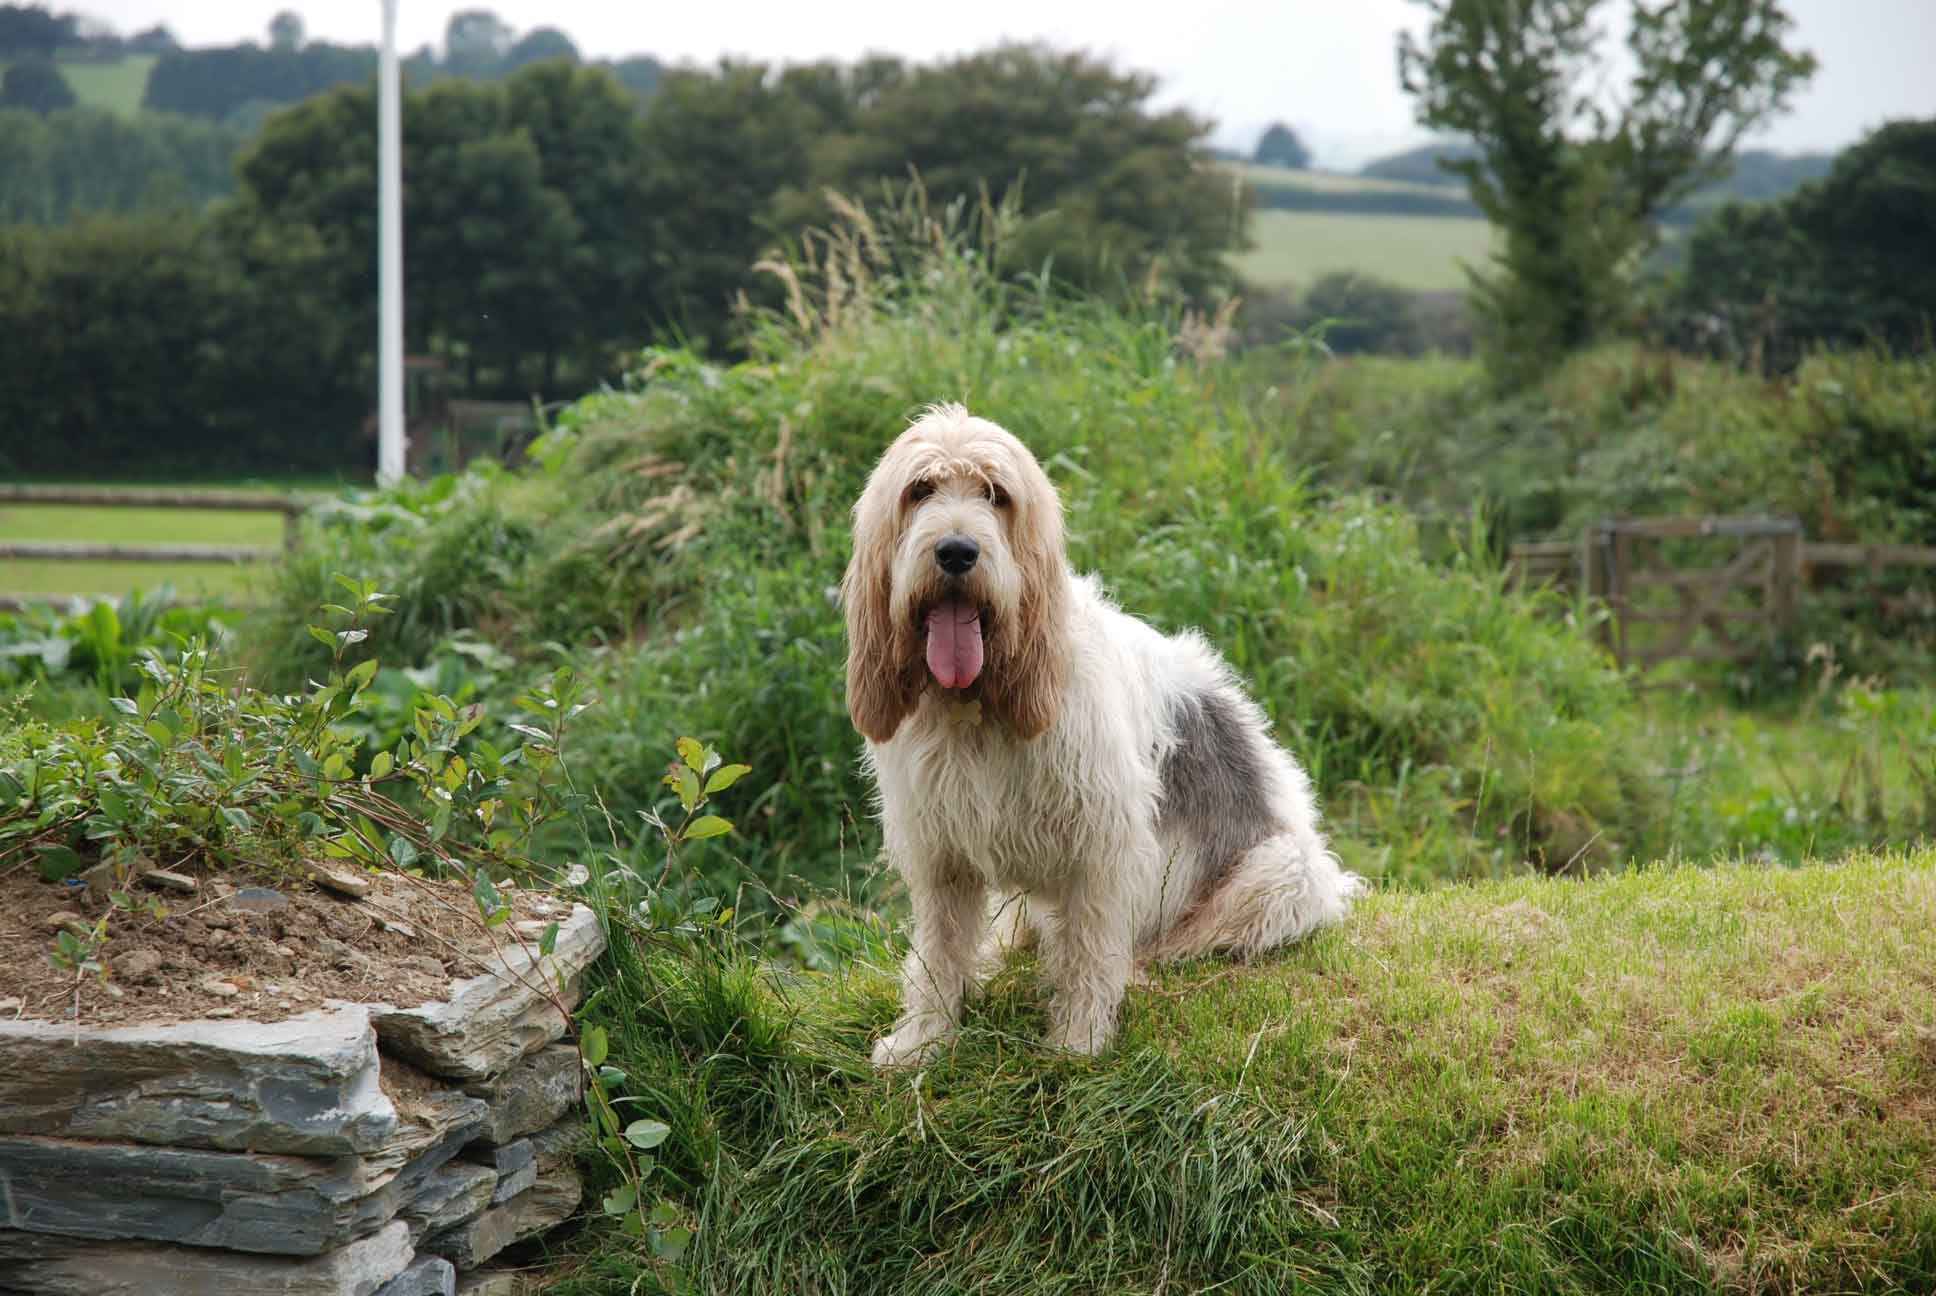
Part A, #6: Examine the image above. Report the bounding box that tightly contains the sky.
[74,0,1936,168]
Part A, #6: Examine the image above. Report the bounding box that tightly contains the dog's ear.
[986,453,1069,740]
[842,485,917,743]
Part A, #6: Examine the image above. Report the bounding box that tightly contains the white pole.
[376,0,406,486]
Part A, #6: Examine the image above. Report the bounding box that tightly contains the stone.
[317,938,369,969]
[463,1045,580,1146]
[455,1273,524,1296]
[464,1138,534,1205]
[302,860,372,898]
[0,1006,397,1156]
[370,906,604,1080]
[528,1119,580,1172]
[113,948,162,981]
[141,869,199,894]
[200,977,241,998]
[421,1163,582,1270]
[400,1162,496,1240]
[0,1076,485,1255]
[44,909,88,934]
[374,1255,457,1296]
[0,1218,413,1296]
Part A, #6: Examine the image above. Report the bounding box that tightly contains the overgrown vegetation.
[237,187,1659,895]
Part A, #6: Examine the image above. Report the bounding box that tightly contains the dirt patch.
[0,861,576,1029]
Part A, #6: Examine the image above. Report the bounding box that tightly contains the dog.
[843,404,1363,1066]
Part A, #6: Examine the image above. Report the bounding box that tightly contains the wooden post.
[1611,527,1633,669]
[1771,525,1801,636]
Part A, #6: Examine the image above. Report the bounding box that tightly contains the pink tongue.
[924,600,984,689]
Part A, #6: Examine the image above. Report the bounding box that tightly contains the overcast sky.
[75,0,1936,167]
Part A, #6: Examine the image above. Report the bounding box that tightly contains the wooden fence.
[1508,515,1936,670]
[0,485,307,612]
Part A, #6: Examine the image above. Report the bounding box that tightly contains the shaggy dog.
[843,404,1363,1066]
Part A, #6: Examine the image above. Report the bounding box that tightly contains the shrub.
[240,188,1658,896]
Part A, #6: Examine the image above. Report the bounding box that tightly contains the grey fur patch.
[1155,688,1279,903]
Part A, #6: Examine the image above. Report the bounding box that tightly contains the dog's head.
[841,404,1069,743]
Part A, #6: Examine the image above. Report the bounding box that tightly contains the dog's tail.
[1144,831,1364,963]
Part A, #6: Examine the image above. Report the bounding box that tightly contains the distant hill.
[1357,141,1835,207]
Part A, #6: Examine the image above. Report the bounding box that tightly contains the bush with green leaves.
[240,187,1658,893]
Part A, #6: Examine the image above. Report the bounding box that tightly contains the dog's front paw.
[871,1028,948,1070]
[1045,1009,1117,1057]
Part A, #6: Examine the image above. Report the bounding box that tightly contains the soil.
[0,860,576,1029]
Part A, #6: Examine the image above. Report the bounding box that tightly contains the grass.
[1234,209,1497,293]
[1235,163,1454,199]
[48,53,155,116]
[564,846,1936,1294]
[0,485,321,602]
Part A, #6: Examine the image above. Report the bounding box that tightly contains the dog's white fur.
[843,404,1363,1066]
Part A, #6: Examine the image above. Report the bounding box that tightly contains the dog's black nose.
[935,535,979,575]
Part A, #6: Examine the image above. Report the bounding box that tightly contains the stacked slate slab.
[0,905,603,1296]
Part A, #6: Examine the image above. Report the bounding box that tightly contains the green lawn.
[0,493,303,603]
[49,53,155,115]
[1235,209,1496,293]
[572,847,1936,1294]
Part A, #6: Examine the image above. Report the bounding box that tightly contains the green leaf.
[471,869,501,917]
[676,736,705,774]
[674,767,700,813]
[388,835,419,869]
[655,1225,692,1262]
[648,1201,680,1227]
[625,1119,670,1150]
[538,921,559,956]
[581,1024,609,1068]
[307,625,337,650]
[369,751,394,780]
[344,658,379,691]
[704,763,751,794]
[601,1184,637,1216]
[683,815,733,841]
[34,843,84,882]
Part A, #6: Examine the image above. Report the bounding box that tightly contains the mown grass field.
[1235,208,1496,292]
[573,848,1936,1294]
[1237,163,1452,199]
[47,53,154,115]
[0,491,303,601]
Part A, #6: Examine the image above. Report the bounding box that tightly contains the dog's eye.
[987,483,1011,508]
[906,481,934,504]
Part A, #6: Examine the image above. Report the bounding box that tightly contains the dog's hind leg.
[1145,831,1363,963]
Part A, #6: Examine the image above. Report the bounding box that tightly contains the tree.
[799,45,1244,303]
[1398,0,1815,385]
[1668,118,1936,371]
[268,10,305,52]
[1254,121,1310,169]
[2,54,73,114]
[444,8,514,77]
[502,26,579,72]
[0,4,73,57]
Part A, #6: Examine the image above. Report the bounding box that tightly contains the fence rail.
[0,485,308,612]
[1507,516,1936,670]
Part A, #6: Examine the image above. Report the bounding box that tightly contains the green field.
[0,498,292,602]
[48,53,155,115]
[1234,208,1496,292]
[1236,162,1450,199]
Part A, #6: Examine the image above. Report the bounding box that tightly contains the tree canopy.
[0,54,73,113]
[1254,122,1311,169]
[1398,0,1815,385]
